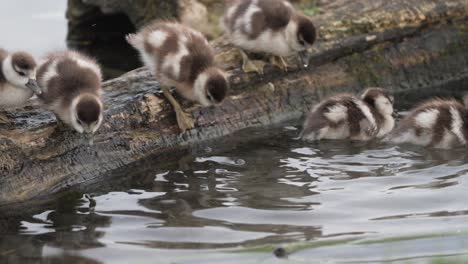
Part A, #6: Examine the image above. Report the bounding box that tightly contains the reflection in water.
[2,126,468,263]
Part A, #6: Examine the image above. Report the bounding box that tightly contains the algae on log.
[1,0,468,208]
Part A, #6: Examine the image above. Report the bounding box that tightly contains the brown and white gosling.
[222,0,316,73]
[300,88,395,141]
[36,50,104,135]
[386,98,468,149]
[126,22,229,132]
[0,48,41,123]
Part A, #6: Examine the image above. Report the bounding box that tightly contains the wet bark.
[1,0,468,208]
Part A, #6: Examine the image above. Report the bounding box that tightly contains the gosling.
[300,88,395,141]
[126,22,229,132]
[387,97,468,149]
[222,0,316,73]
[36,50,104,135]
[0,48,41,123]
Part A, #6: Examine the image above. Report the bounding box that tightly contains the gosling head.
[3,51,41,94]
[71,93,104,134]
[286,14,316,67]
[362,87,394,116]
[195,67,229,107]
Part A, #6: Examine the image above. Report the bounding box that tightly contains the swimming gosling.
[300,88,395,141]
[387,97,468,149]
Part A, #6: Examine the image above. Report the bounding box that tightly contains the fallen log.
[1,0,468,208]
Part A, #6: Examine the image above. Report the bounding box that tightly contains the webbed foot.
[162,87,195,132]
[239,49,264,74]
[0,112,10,124]
[270,55,289,71]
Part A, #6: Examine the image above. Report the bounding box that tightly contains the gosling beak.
[82,131,95,146]
[298,50,310,68]
[83,126,94,134]
[26,79,42,95]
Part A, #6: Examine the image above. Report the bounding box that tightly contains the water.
[0,1,66,56]
[2,125,468,263]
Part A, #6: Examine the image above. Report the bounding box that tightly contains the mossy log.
[1,0,468,208]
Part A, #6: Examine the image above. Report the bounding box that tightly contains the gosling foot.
[0,112,10,124]
[239,49,264,75]
[270,55,289,71]
[173,106,195,132]
[162,87,195,132]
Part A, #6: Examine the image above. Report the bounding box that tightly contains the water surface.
[2,125,468,264]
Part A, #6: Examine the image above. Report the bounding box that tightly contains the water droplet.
[235,159,246,166]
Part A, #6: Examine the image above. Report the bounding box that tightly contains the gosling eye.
[77,119,83,126]
[299,39,306,46]
[18,71,26,77]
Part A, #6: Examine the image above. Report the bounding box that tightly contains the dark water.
[2,124,468,264]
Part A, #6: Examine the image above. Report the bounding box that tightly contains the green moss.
[458,22,468,37]
[304,7,320,16]
[356,233,446,245]
[430,257,468,264]
[229,238,358,254]
[347,53,381,87]
[228,231,468,262]
[440,40,468,58]
[297,0,320,16]
[438,22,468,58]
